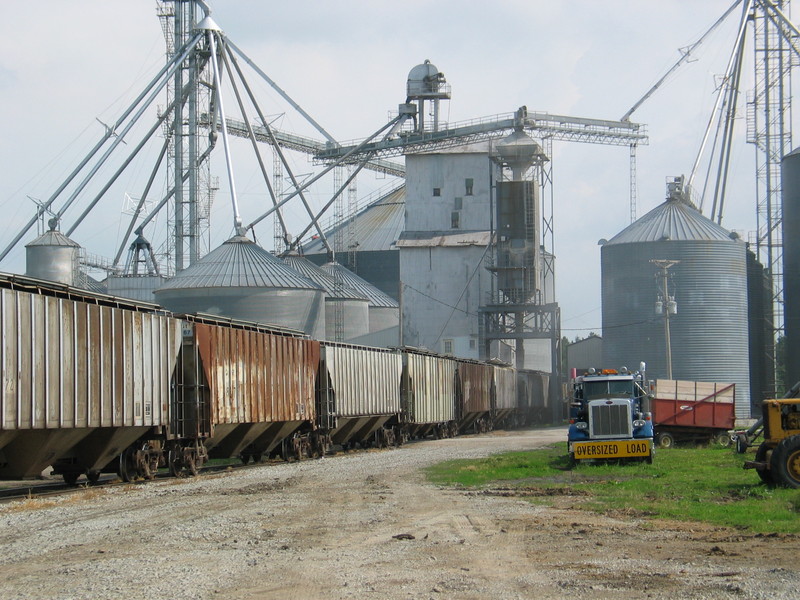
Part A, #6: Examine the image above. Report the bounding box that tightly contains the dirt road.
[1,428,797,599]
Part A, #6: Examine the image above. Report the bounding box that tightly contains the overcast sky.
[0,0,784,337]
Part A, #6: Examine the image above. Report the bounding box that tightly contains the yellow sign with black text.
[572,440,651,460]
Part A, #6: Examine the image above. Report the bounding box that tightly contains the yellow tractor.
[743,383,800,488]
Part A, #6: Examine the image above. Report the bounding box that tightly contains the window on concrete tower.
[454,197,462,210]
[465,178,474,196]
[443,339,454,354]
[451,211,460,229]
[433,188,441,196]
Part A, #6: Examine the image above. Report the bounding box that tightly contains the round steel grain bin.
[321,261,399,333]
[25,225,81,286]
[154,235,324,337]
[107,275,166,304]
[782,147,800,388]
[600,194,752,417]
[282,254,369,341]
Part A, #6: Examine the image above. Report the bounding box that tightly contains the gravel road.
[1,427,797,600]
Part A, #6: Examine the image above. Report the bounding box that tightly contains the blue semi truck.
[567,363,655,466]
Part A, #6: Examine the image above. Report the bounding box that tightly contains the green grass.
[425,443,800,534]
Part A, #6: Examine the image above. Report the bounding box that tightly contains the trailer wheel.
[713,432,732,448]
[656,432,674,449]
[770,436,800,488]
[754,442,774,484]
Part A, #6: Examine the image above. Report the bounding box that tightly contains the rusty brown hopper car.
[455,359,494,434]
[193,319,319,461]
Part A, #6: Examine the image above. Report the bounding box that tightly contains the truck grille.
[589,401,632,439]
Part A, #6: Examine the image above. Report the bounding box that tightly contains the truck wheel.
[770,436,800,488]
[656,432,674,449]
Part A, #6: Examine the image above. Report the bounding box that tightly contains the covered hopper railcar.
[0,272,549,483]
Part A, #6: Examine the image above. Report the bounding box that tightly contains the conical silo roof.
[321,261,399,308]
[283,254,368,300]
[605,197,734,245]
[26,228,81,248]
[157,235,322,292]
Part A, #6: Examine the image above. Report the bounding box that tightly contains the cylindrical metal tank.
[154,235,325,337]
[321,261,399,334]
[107,274,166,304]
[25,223,81,286]
[782,147,800,389]
[600,192,752,418]
[282,254,369,342]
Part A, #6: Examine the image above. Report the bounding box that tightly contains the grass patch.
[425,443,800,534]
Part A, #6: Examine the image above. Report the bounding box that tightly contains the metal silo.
[282,253,370,342]
[25,220,81,286]
[154,235,325,337]
[782,147,800,389]
[601,177,752,418]
[321,261,399,334]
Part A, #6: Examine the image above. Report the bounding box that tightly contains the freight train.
[0,273,550,483]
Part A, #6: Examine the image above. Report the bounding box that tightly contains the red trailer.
[652,379,736,448]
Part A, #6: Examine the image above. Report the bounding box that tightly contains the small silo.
[600,177,752,418]
[282,253,370,341]
[321,261,399,334]
[154,235,325,337]
[25,219,81,286]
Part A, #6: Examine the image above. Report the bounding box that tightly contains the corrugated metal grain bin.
[319,343,402,444]
[401,351,456,427]
[194,322,319,458]
[0,284,181,478]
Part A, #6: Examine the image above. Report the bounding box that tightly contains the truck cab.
[567,364,654,465]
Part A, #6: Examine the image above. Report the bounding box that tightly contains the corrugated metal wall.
[458,361,493,414]
[602,240,752,419]
[195,323,319,426]
[1,287,180,431]
[403,352,456,424]
[321,344,402,418]
[493,365,518,410]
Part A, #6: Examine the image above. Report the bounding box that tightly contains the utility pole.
[651,259,679,379]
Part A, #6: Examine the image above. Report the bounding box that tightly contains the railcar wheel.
[168,447,184,478]
[87,470,101,485]
[754,442,774,485]
[770,436,800,488]
[63,472,80,485]
[186,452,199,477]
[119,448,136,482]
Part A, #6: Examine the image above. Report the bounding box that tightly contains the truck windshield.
[583,379,635,399]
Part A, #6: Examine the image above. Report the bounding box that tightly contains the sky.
[0,0,785,338]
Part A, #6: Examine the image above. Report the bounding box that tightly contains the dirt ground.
[0,427,797,600]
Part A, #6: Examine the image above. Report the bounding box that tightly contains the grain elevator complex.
[3,0,800,424]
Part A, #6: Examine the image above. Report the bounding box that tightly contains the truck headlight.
[633,419,646,428]
[575,421,588,430]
